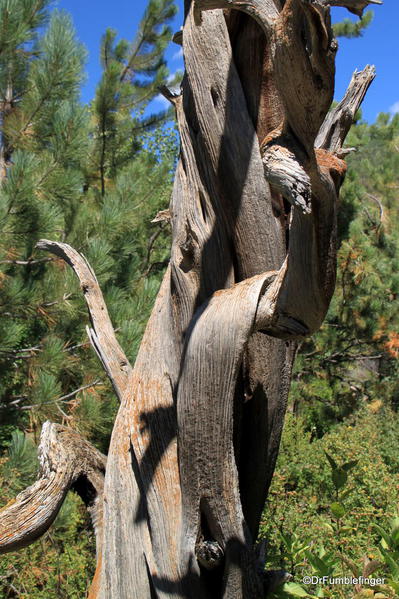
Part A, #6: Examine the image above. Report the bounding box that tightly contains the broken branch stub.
[321,0,382,17]
[316,65,376,154]
[0,422,106,555]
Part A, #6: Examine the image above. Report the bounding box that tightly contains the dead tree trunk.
[0,0,378,597]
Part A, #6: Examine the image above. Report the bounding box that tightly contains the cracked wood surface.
[0,422,106,556]
[36,240,132,402]
[0,0,378,597]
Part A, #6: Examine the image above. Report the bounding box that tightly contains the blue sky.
[58,0,398,123]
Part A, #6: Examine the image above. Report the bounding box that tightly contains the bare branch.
[0,257,54,266]
[365,192,384,223]
[158,85,180,106]
[261,138,312,214]
[321,0,382,17]
[36,240,132,402]
[151,208,171,223]
[316,65,376,153]
[172,29,183,46]
[0,422,106,556]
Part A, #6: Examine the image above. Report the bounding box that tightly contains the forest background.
[0,0,398,597]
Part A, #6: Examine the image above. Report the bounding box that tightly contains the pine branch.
[0,257,54,265]
[1,380,104,411]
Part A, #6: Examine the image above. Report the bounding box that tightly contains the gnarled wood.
[36,240,133,402]
[316,65,376,153]
[0,422,106,556]
[322,0,382,17]
[196,0,278,33]
[3,0,379,596]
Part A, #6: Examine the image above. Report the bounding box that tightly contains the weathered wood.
[322,0,382,17]
[0,422,106,555]
[197,0,278,33]
[0,0,379,597]
[316,65,376,153]
[36,240,132,402]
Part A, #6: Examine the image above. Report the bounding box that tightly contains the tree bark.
[0,0,377,597]
[0,422,106,555]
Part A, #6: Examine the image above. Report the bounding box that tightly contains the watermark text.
[302,576,385,587]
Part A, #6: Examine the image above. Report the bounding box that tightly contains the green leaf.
[387,579,399,593]
[306,551,331,577]
[381,551,399,578]
[282,582,313,597]
[278,530,293,551]
[324,451,338,470]
[321,521,334,533]
[332,468,347,490]
[391,527,399,548]
[330,502,346,519]
[341,460,358,472]
[374,524,393,549]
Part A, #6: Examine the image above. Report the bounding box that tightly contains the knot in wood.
[195,540,224,570]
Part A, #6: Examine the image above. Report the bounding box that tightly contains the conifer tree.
[90,0,178,196]
[0,0,177,451]
[0,0,380,596]
[0,0,178,594]
[291,113,399,433]
[0,0,390,597]
[333,9,373,37]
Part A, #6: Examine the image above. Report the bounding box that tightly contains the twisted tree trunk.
[0,0,377,597]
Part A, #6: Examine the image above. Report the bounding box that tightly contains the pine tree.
[0,0,178,453]
[333,10,373,38]
[0,0,178,595]
[0,6,88,441]
[291,114,399,434]
[90,0,179,196]
[0,0,385,596]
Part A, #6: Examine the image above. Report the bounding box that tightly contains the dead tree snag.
[0,1,378,597]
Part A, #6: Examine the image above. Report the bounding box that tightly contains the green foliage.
[0,430,95,597]
[0,0,178,592]
[261,409,399,598]
[0,486,95,598]
[0,429,37,492]
[0,1,397,597]
[0,0,177,450]
[291,114,399,434]
[90,0,180,195]
[333,11,373,38]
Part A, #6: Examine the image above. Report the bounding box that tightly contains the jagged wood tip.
[316,65,376,153]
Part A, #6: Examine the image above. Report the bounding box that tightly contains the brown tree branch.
[316,65,376,153]
[12,0,376,596]
[0,257,54,266]
[321,0,382,17]
[0,422,106,556]
[258,64,375,339]
[36,240,132,402]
